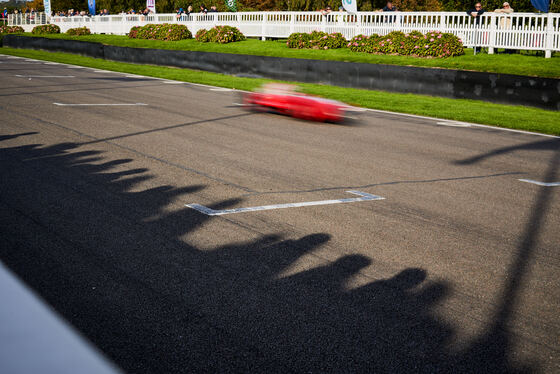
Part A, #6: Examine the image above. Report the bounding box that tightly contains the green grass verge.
[1,47,558,136]
[19,33,560,78]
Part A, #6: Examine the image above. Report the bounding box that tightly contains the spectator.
[380,1,397,23]
[186,5,193,16]
[381,1,397,11]
[209,5,218,12]
[467,2,485,53]
[200,4,208,13]
[320,6,332,15]
[495,2,514,53]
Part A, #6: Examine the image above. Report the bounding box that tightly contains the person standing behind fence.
[467,2,485,53]
[380,1,397,23]
[495,2,514,53]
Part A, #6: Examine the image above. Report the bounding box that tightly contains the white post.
[544,13,554,58]
[289,12,295,35]
[261,12,267,41]
[488,13,496,54]
[395,11,401,32]
[321,13,327,32]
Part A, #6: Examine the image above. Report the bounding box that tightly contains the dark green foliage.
[287,31,347,50]
[32,24,61,34]
[134,23,192,41]
[286,32,311,49]
[128,26,141,38]
[347,34,382,53]
[66,27,91,35]
[195,26,245,43]
[0,25,25,34]
[345,30,464,57]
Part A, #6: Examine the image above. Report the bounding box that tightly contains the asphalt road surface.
[1,54,559,373]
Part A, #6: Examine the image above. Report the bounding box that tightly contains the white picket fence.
[8,11,560,57]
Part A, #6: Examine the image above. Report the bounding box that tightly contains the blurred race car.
[242,84,361,123]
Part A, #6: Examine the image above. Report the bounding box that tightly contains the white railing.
[9,11,560,58]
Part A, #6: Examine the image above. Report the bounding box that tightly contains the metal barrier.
[8,11,560,57]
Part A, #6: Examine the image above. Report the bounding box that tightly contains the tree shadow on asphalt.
[0,133,539,373]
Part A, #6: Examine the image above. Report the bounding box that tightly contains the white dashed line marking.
[53,102,148,106]
[15,75,75,78]
[519,179,560,187]
[186,191,385,216]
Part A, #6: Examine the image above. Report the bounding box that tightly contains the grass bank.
[19,33,560,79]
[1,47,558,136]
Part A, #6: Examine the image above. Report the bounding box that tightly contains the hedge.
[66,27,92,36]
[32,24,61,34]
[288,30,464,58]
[128,24,192,41]
[195,26,245,44]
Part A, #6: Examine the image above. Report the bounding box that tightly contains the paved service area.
[0,55,558,373]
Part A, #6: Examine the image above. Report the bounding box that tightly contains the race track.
[1,54,559,373]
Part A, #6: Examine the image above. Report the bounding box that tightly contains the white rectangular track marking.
[519,179,560,187]
[53,102,148,106]
[186,191,384,216]
[15,75,75,78]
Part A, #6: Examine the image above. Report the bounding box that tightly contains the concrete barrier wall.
[3,35,559,110]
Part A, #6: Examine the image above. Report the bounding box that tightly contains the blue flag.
[530,0,549,12]
[88,0,96,15]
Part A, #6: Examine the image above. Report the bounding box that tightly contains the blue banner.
[530,0,549,12]
[43,0,51,16]
[88,0,96,15]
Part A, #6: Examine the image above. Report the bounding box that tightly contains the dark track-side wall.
[4,35,559,110]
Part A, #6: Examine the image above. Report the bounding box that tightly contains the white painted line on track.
[44,62,60,65]
[436,121,472,127]
[162,81,185,84]
[15,75,76,78]
[186,190,384,216]
[53,102,148,106]
[210,88,232,92]
[365,108,559,138]
[518,179,560,187]
[124,75,157,79]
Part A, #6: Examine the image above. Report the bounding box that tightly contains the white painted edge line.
[365,108,559,139]
[162,81,185,84]
[53,102,148,106]
[124,74,158,79]
[44,62,60,65]
[186,190,384,216]
[5,56,556,139]
[210,88,232,92]
[518,179,560,187]
[15,75,75,78]
[436,121,472,127]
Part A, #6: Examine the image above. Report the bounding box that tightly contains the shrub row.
[66,27,91,36]
[0,25,25,34]
[348,30,463,58]
[287,31,346,50]
[31,24,60,34]
[289,30,464,58]
[195,26,246,44]
[128,23,192,41]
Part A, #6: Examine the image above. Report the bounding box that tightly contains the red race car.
[242,84,361,123]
